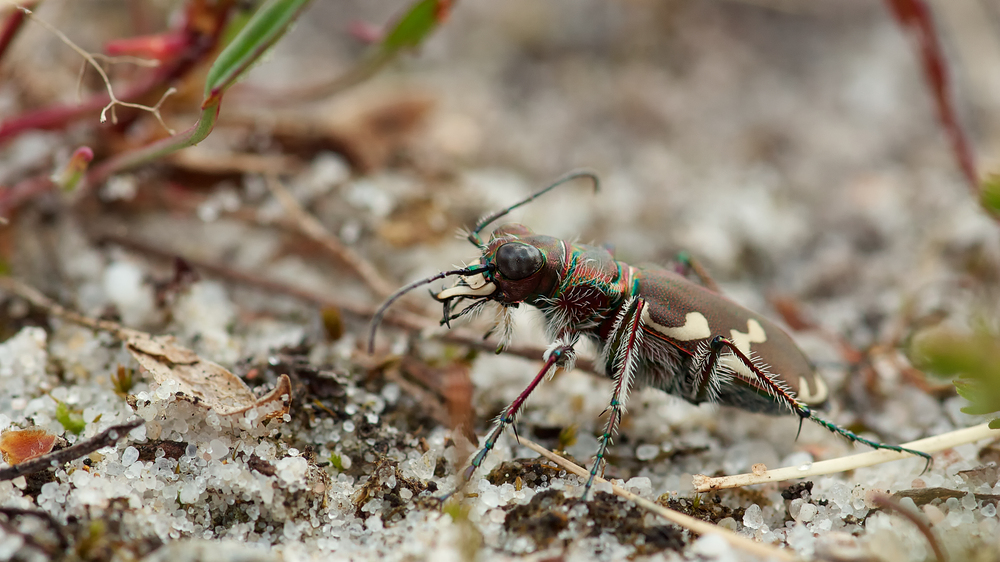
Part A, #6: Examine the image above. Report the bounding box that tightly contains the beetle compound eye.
[495,243,544,280]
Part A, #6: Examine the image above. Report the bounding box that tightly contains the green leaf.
[90,0,312,186]
[381,0,450,54]
[204,0,313,98]
[990,418,1000,430]
[329,452,344,472]
[443,500,470,522]
[911,329,977,375]
[981,174,1000,215]
[913,323,1000,420]
[219,6,257,48]
[960,402,999,417]
[56,401,86,435]
[953,379,977,401]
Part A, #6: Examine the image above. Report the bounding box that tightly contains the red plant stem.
[885,0,979,195]
[0,0,234,143]
[0,2,38,64]
[0,176,54,219]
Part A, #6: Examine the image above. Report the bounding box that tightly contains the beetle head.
[367,171,598,354]
[434,224,563,315]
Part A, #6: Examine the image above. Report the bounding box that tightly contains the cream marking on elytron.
[641,309,712,341]
[796,375,829,404]
[720,319,768,381]
[730,318,767,354]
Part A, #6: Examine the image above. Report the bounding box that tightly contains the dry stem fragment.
[264,174,395,298]
[514,436,796,562]
[693,422,998,492]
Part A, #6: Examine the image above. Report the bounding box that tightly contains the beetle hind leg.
[700,336,932,468]
[584,297,646,499]
[805,409,932,470]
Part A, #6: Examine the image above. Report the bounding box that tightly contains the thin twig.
[693,422,997,492]
[0,277,125,335]
[0,507,69,552]
[0,420,144,481]
[515,436,797,562]
[0,1,230,144]
[263,174,396,298]
[90,52,162,67]
[869,492,947,562]
[16,6,174,133]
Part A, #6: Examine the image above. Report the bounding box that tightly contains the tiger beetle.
[367,170,931,498]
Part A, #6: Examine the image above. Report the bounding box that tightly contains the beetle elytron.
[368,171,930,496]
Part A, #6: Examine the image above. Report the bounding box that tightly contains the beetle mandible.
[367,170,931,497]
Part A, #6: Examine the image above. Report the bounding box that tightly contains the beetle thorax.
[528,239,631,337]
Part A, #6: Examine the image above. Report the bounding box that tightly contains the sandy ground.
[3,1,1000,560]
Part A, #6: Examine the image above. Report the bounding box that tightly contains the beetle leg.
[700,336,797,413]
[704,336,932,468]
[493,304,517,353]
[584,297,646,499]
[805,410,932,471]
[461,341,577,483]
[674,251,721,293]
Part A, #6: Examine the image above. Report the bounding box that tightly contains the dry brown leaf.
[123,329,291,419]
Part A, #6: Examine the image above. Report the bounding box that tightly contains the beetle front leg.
[584,297,646,499]
[461,340,577,483]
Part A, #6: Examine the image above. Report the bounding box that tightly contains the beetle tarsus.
[808,411,932,468]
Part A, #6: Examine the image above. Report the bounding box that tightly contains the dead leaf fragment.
[0,428,58,465]
[122,329,201,364]
[125,331,292,419]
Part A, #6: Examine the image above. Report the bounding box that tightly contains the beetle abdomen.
[629,268,828,414]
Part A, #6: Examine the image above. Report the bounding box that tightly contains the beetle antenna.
[468,169,600,247]
[367,264,491,353]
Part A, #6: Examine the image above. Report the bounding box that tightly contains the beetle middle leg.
[584,297,647,498]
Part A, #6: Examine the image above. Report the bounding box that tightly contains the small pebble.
[635,444,659,461]
[122,446,139,466]
[743,504,763,529]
